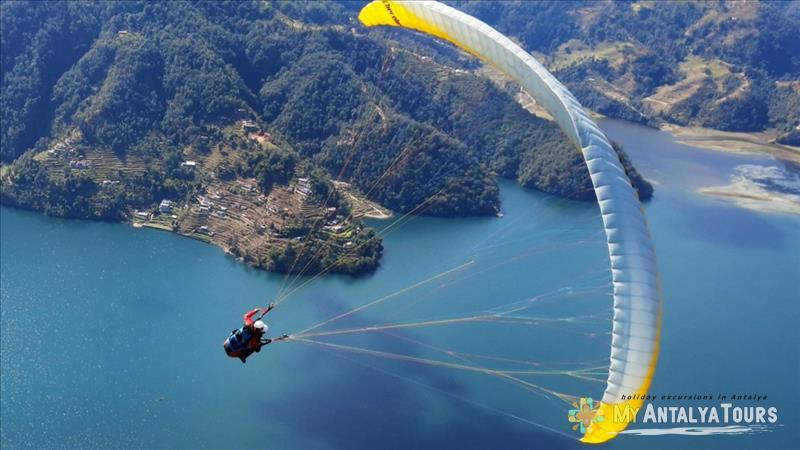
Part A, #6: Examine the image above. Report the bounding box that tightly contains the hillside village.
[29,119,386,275]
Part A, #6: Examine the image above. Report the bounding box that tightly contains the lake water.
[2,120,798,449]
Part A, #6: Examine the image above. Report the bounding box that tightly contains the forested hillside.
[454,1,799,142]
[1,0,652,223]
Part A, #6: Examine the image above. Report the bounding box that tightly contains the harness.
[224,327,254,354]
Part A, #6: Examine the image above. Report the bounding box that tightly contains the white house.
[159,200,174,213]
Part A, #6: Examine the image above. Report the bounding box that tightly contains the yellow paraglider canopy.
[357,1,663,444]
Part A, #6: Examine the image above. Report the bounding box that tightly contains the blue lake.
[2,120,798,449]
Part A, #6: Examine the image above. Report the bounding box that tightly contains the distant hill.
[454,0,800,142]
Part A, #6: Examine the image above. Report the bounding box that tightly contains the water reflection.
[262,345,573,450]
[671,195,788,249]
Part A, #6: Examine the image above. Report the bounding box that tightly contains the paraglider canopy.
[357,0,663,443]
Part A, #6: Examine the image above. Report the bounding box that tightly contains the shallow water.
[2,120,798,449]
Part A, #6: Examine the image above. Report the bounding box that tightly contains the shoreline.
[695,163,800,216]
[653,124,800,216]
[699,185,800,216]
[596,117,800,216]
[660,123,800,165]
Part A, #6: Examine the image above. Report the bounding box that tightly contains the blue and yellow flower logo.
[568,397,605,434]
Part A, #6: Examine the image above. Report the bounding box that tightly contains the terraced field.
[643,56,746,117]
[39,147,157,182]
